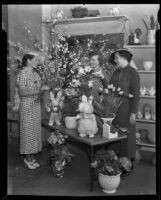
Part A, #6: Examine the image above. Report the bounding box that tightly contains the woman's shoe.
[24,158,37,169]
[32,159,40,167]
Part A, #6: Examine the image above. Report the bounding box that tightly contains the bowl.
[143,61,153,71]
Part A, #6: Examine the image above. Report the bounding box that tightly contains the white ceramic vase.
[98,173,121,194]
[147,30,155,45]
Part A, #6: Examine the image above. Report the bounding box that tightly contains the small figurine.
[46,89,64,126]
[109,5,120,16]
[143,104,152,120]
[137,111,143,119]
[77,95,98,138]
[134,33,139,44]
[140,86,146,96]
[134,28,142,44]
[148,86,155,96]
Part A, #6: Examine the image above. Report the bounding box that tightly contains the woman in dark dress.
[109,50,140,166]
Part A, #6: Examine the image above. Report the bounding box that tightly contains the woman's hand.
[129,113,136,125]
[40,85,50,93]
[92,70,105,79]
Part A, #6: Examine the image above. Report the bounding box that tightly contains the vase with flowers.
[92,83,134,137]
[91,149,132,193]
[142,15,159,45]
[47,130,74,178]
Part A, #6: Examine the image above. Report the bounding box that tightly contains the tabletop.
[42,120,127,146]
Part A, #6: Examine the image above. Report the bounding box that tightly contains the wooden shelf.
[139,95,155,99]
[137,70,155,73]
[42,15,129,25]
[136,119,156,124]
[124,45,155,49]
[136,142,156,148]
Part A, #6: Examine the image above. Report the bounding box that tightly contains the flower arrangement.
[93,83,134,118]
[142,15,159,30]
[47,130,74,178]
[91,149,132,176]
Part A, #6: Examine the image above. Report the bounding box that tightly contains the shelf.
[136,119,156,124]
[139,95,155,99]
[42,15,129,25]
[124,45,155,49]
[137,70,155,73]
[136,142,156,148]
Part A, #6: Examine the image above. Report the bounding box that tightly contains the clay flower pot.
[65,116,77,129]
[98,173,121,194]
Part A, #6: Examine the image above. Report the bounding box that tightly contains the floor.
[7,137,156,196]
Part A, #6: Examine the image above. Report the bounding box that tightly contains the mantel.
[43,15,129,36]
[43,15,128,26]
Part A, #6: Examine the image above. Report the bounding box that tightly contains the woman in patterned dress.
[16,54,48,169]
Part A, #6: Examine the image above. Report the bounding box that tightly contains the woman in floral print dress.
[16,54,48,169]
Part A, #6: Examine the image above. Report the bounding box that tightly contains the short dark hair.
[22,54,35,67]
[109,49,133,65]
[90,52,104,66]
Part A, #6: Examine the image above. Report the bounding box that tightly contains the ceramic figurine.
[13,87,20,111]
[46,90,64,126]
[77,95,98,138]
[134,28,142,44]
[148,86,155,96]
[137,111,143,119]
[140,86,146,96]
[143,104,152,120]
[134,33,139,44]
[109,5,120,16]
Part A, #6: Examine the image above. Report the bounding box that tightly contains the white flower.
[78,67,85,75]
[108,84,112,89]
[129,94,134,98]
[112,86,116,92]
[117,87,121,92]
[105,89,109,94]
[88,80,93,88]
[84,66,92,72]
[119,91,124,95]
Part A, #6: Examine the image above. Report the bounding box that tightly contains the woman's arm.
[129,69,140,114]
[17,84,40,97]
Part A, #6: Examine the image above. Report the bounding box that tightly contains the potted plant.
[91,149,132,193]
[142,15,158,45]
[47,130,74,178]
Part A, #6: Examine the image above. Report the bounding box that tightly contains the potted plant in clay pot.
[142,15,159,45]
[47,130,75,178]
[91,150,132,194]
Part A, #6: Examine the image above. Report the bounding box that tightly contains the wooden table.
[42,120,127,191]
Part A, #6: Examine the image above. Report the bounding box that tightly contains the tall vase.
[147,30,155,45]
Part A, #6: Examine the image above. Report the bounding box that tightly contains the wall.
[44,4,159,44]
[8,5,42,101]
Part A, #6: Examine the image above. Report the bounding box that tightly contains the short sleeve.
[16,71,30,90]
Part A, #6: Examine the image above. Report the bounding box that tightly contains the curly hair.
[89,52,104,66]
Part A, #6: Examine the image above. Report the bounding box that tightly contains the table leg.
[89,145,94,191]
